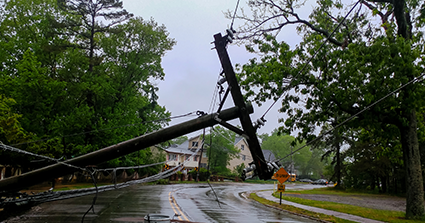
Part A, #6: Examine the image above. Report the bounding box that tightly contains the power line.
[93,161,167,172]
[261,0,363,119]
[208,71,222,114]
[11,111,199,147]
[0,143,86,171]
[230,0,241,30]
[274,72,425,163]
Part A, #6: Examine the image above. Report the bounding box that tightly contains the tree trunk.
[400,109,424,218]
[333,119,342,188]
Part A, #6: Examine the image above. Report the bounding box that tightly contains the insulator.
[227,36,233,43]
[218,77,227,85]
[226,29,234,38]
[267,163,274,170]
[257,118,265,126]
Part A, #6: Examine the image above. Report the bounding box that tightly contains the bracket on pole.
[213,32,273,180]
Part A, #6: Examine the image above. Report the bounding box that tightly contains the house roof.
[262,149,276,162]
[234,136,245,145]
[164,136,204,155]
[165,141,194,155]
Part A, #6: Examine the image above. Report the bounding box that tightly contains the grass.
[273,191,424,223]
[52,183,111,191]
[244,179,277,184]
[249,193,356,223]
[285,186,398,196]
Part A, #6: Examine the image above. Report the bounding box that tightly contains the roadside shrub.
[233,163,245,177]
[188,170,196,179]
[188,168,211,181]
[154,179,169,185]
[198,168,210,181]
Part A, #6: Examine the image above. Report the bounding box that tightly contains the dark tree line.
[232,0,425,218]
[0,0,175,173]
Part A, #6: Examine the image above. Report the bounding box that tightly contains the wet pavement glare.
[8,183,319,223]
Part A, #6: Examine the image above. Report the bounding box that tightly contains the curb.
[255,190,385,223]
[247,192,331,223]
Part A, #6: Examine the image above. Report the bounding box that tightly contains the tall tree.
[0,0,174,169]
[312,120,346,187]
[233,0,425,218]
[58,0,133,72]
[205,127,239,174]
[261,131,312,175]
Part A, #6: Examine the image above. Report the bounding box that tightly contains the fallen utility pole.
[0,105,251,192]
[213,32,273,180]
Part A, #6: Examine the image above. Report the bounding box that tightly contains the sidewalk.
[255,191,385,223]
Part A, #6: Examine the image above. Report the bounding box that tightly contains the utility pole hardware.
[213,32,273,180]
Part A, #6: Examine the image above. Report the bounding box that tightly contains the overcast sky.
[123,0,316,137]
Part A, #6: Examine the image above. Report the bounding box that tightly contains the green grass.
[273,192,424,223]
[249,193,356,223]
[52,183,111,191]
[286,186,404,197]
[244,179,277,184]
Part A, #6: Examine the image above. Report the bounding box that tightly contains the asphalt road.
[4,183,324,223]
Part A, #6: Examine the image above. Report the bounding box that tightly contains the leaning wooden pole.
[213,32,272,180]
[0,105,251,192]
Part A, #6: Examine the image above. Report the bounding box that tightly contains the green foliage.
[233,163,245,177]
[261,130,325,178]
[198,168,211,181]
[0,0,175,169]
[0,95,26,145]
[153,179,169,185]
[237,0,425,217]
[205,127,239,174]
[189,168,211,181]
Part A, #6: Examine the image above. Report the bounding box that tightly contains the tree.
[0,0,175,169]
[343,129,403,192]
[58,0,133,72]
[205,127,239,175]
[261,130,319,177]
[234,0,425,218]
[312,121,346,187]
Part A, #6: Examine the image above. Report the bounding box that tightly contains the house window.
[242,155,246,161]
[185,155,191,161]
[241,145,245,150]
[192,141,198,147]
[203,152,207,158]
[169,154,177,161]
[194,156,198,161]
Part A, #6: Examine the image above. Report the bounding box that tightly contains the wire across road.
[3,183,324,222]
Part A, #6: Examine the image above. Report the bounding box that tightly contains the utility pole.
[213,32,272,180]
[0,105,251,192]
[196,129,206,182]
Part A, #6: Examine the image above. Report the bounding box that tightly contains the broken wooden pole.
[0,105,251,192]
[213,32,273,180]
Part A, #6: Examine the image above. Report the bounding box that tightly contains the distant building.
[227,137,253,171]
[163,135,273,173]
[262,149,276,162]
[164,136,205,172]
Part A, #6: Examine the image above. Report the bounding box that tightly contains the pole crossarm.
[213,33,273,180]
[0,105,252,192]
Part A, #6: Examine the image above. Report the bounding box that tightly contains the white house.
[164,136,205,171]
[227,137,253,171]
[164,135,274,173]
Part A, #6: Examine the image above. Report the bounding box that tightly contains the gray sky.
[123,0,315,137]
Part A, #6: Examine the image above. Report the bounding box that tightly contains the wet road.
[8,183,323,223]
